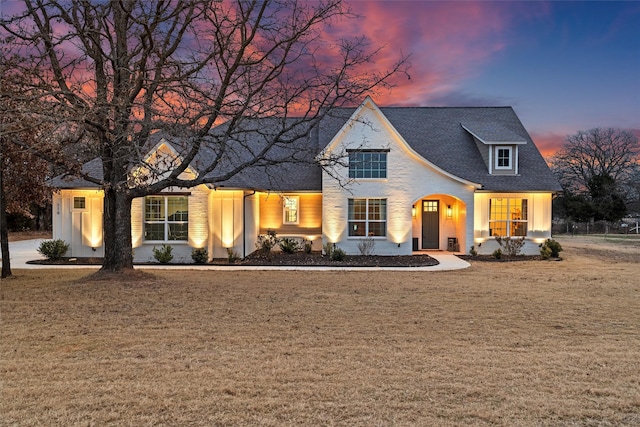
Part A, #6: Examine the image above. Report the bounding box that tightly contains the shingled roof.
[49,104,561,193]
[319,106,562,192]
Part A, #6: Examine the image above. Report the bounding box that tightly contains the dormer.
[461,122,527,175]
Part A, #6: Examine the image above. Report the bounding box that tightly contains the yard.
[1,235,639,426]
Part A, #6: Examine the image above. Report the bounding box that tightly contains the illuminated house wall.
[258,192,322,250]
[52,189,104,258]
[209,189,245,259]
[474,192,553,255]
[321,99,476,255]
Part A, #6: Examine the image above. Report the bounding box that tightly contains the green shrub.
[330,247,346,261]
[191,247,208,264]
[279,237,301,254]
[495,236,526,257]
[492,248,503,259]
[256,230,278,253]
[152,244,173,263]
[541,238,563,258]
[37,239,70,260]
[539,245,552,260]
[469,245,477,257]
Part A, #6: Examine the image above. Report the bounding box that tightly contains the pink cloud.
[325,1,516,106]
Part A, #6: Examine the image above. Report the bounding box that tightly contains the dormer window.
[495,146,512,170]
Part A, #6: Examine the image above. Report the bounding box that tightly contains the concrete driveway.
[2,239,470,271]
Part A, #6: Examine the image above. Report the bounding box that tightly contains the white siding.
[473,192,553,256]
[52,189,104,257]
[322,102,476,255]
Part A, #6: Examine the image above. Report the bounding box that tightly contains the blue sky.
[343,0,640,155]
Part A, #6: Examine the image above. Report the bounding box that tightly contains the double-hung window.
[489,198,527,237]
[348,149,388,179]
[283,196,299,225]
[144,195,188,241]
[348,198,387,237]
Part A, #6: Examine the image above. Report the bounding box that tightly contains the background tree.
[1,0,408,273]
[1,58,53,278]
[550,127,639,222]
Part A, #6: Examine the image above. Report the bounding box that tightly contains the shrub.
[357,236,375,256]
[256,230,278,253]
[322,242,334,257]
[541,238,563,258]
[469,245,477,257]
[495,236,526,257]
[279,237,301,254]
[330,247,346,261]
[492,248,503,259]
[191,247,208,264]
[152,244,173,263]
[227,248,240,264]
[37,239,70,260]
[539,244,552,260]
[303,239,313,254]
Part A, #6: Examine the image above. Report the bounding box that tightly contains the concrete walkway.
[2,239,470,272]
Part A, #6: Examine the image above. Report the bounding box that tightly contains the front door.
[422,200,439,249]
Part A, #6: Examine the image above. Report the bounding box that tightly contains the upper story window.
[348,149,388,179]
[73,197,86,210]
[348,198,387,237]
[495,146,512,169]
[283,196,299,225]
[489,198,527,237]
[144,195,188,241]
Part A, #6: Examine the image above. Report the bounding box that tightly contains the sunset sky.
[2,0,638,157]
[338,0,640,156]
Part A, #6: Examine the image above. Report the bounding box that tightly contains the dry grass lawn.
[1,235,639,426]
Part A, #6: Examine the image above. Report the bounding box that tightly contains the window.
[489,198,527,237]
[144,195,188,241]
[348,150,388,179]
[283,196,299,224]
[348,198,387,237]
[73,197,86,209]
[495,146,512,169]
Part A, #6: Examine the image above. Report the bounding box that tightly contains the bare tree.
[550,127,639,222]
[1,58,54,278]
[1,0,408,273]
[550,128,639,195]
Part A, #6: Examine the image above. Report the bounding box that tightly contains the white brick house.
[50,97,561,261]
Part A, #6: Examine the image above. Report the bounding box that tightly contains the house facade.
[50,97,561,262]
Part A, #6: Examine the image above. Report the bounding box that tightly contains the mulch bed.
[28,252,440,267]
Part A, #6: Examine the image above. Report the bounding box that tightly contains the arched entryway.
[412,195,466,252]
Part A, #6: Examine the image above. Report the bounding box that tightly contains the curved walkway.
[2,239,470,272]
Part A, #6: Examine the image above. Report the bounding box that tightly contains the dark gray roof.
[49,105,561,193]
[48,158,103,188]
[460,121,527,144]
[319,106,561,192]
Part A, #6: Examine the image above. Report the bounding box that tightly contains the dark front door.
[422,200,439,249]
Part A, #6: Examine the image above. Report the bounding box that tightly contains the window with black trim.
[489,198,527,237]
[348,150,388,179]
[348,198,387,237]
[144,195,188,241]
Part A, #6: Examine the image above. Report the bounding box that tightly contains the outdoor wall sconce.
[412,206,416,218]
[446,205,453,218]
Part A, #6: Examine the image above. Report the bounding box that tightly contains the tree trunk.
[101,187,134,272]
[0,154,11,278]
